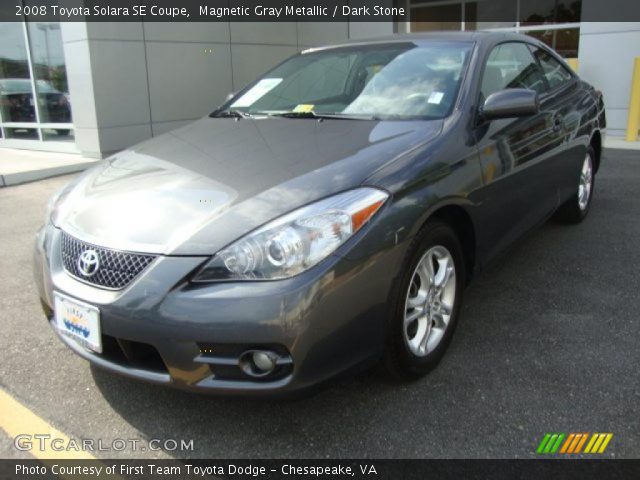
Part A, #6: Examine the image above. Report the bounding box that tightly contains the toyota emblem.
[77,249,100,277]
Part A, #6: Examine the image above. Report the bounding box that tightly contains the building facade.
[0,0,638,158]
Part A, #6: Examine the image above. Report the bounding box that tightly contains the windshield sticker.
[428,91,445,104]
[293,104,314,112]
[231,78,282,108]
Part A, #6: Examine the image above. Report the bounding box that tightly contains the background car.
[0,78,71,136]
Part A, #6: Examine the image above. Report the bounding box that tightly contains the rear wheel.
[384,220,465,380]
[556,146,595,223]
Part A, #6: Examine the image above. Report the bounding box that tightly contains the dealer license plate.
[53,292,102,353]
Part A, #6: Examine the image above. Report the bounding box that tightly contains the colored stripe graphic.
[537,433,565,454]
[537,434,552,454]
[550,434,565,453]
[567,433,583,453]
[539,433,614,455]
[574,433,589,453]
[598,434,614,453]
[585,433,614,454]
[544,434,559,453]
[592,434,606,453]
[560,433,575,453]
[584,434,599,453]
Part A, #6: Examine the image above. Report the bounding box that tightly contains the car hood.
[56,116,442,255]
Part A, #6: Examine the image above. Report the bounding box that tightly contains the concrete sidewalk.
[0,148,99,187]
[605,136,640,151]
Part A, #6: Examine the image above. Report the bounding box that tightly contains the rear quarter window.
[530,47,573,90]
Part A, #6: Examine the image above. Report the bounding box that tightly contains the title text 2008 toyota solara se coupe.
[34,32,605,395]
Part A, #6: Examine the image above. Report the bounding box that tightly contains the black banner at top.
[3,0,408,22]
[1,0,640,22]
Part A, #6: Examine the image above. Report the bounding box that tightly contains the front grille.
[60,231,156,290]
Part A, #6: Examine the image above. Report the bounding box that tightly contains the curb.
[604,138,640,151]
[0,161,96,188]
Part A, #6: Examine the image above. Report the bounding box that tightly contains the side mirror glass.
[480,88,540,121]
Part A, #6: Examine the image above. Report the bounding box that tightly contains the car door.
[472,41,558,264]
[529,45,586,203]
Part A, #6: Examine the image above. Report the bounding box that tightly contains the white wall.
[577,19,640,137]
[62,23,155,157]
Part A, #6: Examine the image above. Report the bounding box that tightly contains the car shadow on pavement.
[89,361,406,458]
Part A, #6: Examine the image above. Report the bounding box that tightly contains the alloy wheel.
[578,153,593,211]
[403,245,456,357]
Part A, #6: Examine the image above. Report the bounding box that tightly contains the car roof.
[303,31,541,52]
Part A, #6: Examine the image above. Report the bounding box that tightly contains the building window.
[520,0,581,25]
[0,13,73,147]
[525,28,580,58]
[465,0,517,30]
[411,3,464,32]
[405,0,581,58]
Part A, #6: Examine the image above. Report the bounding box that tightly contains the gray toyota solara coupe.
[34,32,606,395]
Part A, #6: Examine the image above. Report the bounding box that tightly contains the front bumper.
[34,224,403,395]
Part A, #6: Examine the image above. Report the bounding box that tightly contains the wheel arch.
[590,130,602,173]
[420,203,477,284]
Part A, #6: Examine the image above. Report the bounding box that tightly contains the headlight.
[192,188,389,282]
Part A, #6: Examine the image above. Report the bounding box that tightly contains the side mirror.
[480,88,539,121]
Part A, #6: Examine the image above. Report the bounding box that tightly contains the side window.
[531,47,573,90]
[480,42,547,99]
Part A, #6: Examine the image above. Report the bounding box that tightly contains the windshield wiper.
[268,111,318,118]
[211,109,253,119]
[267,111,379,120]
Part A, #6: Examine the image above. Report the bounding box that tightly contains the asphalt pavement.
[0,148,639,459]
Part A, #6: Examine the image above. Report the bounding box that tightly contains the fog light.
[239,349,279,377]
[253,351,276,372]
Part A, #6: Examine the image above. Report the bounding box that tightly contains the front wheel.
[556,147,595,223]
[384,220,465,380]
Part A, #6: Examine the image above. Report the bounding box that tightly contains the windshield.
[216,41,473,120]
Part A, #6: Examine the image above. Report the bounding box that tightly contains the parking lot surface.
[0,148,639,459]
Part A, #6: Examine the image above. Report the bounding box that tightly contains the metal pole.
[626,57,640,142]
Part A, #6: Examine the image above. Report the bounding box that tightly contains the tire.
[384,219,465,380]
[556,146,596,224]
